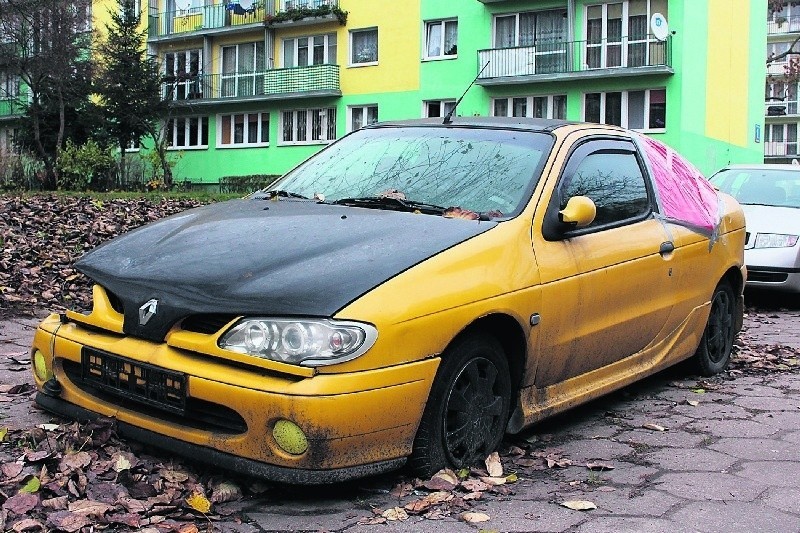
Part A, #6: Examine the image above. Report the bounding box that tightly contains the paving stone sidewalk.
[1,309,798,533]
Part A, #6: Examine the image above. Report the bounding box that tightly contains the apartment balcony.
[148,0,340,41]
[476,36,672,86]
[765,99,800,118]
[0,96,25,120]
[768,59,790,76]
[765,141,800,157]
[768,16,800,35]
[162,64,340,105]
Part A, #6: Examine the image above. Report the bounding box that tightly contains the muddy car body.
[31,118,746,484]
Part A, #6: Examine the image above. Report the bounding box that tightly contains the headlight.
[753,233,799,249]
[218,318,377,367]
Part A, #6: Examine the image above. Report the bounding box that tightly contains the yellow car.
[31,118,746,484]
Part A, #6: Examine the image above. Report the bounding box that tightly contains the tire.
[690,281,736,376]
[409,332,512,478]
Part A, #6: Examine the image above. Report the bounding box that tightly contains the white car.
[710,164,800,293]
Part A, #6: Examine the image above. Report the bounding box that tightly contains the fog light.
[272,419,308,455]
[33,350,53,381]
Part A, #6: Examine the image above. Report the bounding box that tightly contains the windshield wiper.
[251,190,309,200]
[332,196,447,215]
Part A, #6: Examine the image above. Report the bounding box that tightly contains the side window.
[560,148,650,228]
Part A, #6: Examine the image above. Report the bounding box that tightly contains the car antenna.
[443,61,490,125]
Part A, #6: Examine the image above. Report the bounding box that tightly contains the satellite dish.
[239,0,254,9]
[792,159,798,165]
[175,0,192,11]
[651,13,669,41]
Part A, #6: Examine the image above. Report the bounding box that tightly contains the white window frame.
[163,49,203,101]
[423,99,457,118]
[491,94,567,119]
[765,123,800,156]
[350,28,378,66]
[280,108,337,145]
[423,19,458,60]
[283,33,337,68]
[347,104,378,132]
[582,88,666,132]
[167,116,209,149]
[766,80,799,116]
[217,111,270,148]
[221,41,265,98]
[584,0,667,69]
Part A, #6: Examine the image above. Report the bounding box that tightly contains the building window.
[765,123,799,156]
[167,116,209,148]
[164,49,202,101]
[424,100,456,118]
[769,2,800,32]
[350,28,378,65]
[348,105,378,131]
[586,0,668,69]
[0,71,20,99]
[75,1,92,32]
[0,128,18,154]
[492,95,567,119]
[493,10,567,74]
[425,19,457,59]
[219,112,269,147]
[766,81,798,116]
[280,108,336,144]
[583,88,665,131]
[222,41,266,98]
[125,138,141,152]
[283,33,336,67]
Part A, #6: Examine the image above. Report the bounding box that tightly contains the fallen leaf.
[460,511,490,523]
[479,476,507,486]
[111,451,136,472]
[67,500,111,517]
[691,388,706,394]
[0,427,7,441]
[461,478,490,492]
[2,462,23,479]
[9,518,44,532]
[686,400,700,406]
[19,477,41,494]
[185,492,211,514]
[560,500,597,511]
[423,468,459,491]
[3,493,39,515]
[60,451,91,471]
[505,472,519,483]
[642,423,667,432]
[47,511,91,532]
[210,480,242,503]
[381,507,408,521]
[41,496,68,510]
[36,424,60,431]
[586,462,615,471]
[356,516,386,525]
[485,452,503,477]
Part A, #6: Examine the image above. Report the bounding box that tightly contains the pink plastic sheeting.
[637,134,720,237]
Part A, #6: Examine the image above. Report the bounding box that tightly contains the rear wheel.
[409,333,511,477]
[690,281,736,376]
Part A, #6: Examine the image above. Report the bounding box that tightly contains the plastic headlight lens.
[218,318,377,367]
[753,233,799,248]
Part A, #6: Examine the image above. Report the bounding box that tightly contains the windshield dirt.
[270,126,553,217]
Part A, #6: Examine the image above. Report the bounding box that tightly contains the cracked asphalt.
[1,291,799,533]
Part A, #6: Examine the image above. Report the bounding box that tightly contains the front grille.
[181,314,238,335]
[82,348,186,415]
[64,358,248,434]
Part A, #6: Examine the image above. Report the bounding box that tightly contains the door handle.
[659,241,675,255]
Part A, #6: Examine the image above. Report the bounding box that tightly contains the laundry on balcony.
[225,0,255,16]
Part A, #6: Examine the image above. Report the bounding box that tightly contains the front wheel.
[690,281,736,376]
[409,333,512,478]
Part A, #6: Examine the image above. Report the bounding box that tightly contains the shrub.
[56,140,116,191]
[218,174,281,194]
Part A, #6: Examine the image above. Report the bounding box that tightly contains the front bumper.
[32,315,439,484]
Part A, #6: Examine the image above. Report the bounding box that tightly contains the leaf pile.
[0,418,260,531]
[0,195,208,318]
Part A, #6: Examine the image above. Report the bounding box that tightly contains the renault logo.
[139,299,159,326]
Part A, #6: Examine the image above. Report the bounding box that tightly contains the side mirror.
[559,196,596,228]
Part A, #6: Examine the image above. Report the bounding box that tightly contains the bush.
[0,151,44,191]
[219,174,281,194]
[56,140,116,191]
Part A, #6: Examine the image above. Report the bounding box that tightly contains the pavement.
[1,298,799,533]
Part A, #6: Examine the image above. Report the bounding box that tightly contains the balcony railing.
[477,35,672,81]
[148,0,340,39]
[765,141,800,157]
[768,16,800,35]
[148,1,267,39]
[0,96,25,118]
[162,64,340,102]
[765,100,799,116]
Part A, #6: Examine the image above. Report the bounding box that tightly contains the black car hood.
[76,198,497,341]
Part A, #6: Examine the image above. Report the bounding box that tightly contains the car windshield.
[267,125,554,217]
[711,168,800,208]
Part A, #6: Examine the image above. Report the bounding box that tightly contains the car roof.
[369,116,582,132]
[717,163,800,172]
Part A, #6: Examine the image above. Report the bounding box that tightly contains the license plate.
[81,348,187,415]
